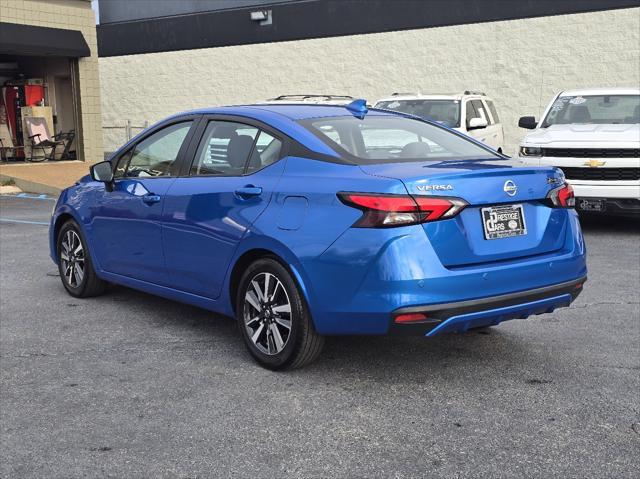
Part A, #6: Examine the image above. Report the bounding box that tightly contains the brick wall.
[0,0,103,162]
[99,7,639,155]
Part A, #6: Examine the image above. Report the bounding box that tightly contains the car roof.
[375,92,492,103]
[152,103,398,160]
[174,103,393,121]
[558,87,640,96]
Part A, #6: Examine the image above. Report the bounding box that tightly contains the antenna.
[345,99,368,117]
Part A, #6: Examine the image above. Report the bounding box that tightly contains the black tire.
[57,220,107,298]
[236,258,324,370]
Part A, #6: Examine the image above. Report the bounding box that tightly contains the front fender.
[49,186,103,273]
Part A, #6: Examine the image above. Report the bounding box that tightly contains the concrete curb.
[0,174,62,196]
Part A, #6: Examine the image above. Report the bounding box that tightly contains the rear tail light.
[338,192,468,227]
[547,183,575,208]
[394,312,429,324]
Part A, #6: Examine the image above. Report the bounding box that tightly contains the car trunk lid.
[360,159,569,267]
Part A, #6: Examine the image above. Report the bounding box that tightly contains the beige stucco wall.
[0,0,103,162]
[100,7,640,155]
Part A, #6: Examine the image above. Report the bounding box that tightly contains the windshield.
[299,115,499,164]
[374,99,461,127]
[541,94,640,127]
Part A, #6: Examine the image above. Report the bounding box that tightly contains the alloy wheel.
[60,230,85,288]
[243,272,292,355]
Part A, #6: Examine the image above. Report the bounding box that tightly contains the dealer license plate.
[481,204,527,240]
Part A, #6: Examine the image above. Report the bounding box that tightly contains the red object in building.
[24,85,45,106]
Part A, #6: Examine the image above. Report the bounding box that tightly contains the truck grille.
[543,148,639,158]
[560,167,640,181]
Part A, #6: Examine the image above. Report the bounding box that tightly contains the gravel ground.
[1,195,638,478]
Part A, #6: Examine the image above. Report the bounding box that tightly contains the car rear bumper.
[570,182,640,200]
[575,196,640,217]
[389,276,586,336]
[306,211,587,335]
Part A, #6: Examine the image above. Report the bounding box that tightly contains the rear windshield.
[299,115,499,164]
[374,99,461,127]
[541,94,640,127]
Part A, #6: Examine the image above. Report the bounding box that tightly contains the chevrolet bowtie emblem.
[584,159,606,167]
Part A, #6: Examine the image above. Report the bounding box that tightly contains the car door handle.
[235,186,262,198]
[142,194,161,205]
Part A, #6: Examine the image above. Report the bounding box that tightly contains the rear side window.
[191,121,259,176]
[485,100,500,123]
[246,131,283,173]
[125,121,193,177]
[191,121,284,176]
[300,115,499,164]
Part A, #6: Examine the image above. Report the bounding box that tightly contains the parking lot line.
[0,193,56,201]
[0,218,49,226]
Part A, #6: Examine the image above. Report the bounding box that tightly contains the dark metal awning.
[0,22,90,57]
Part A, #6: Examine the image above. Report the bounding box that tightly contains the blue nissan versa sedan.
[50,100,587,369]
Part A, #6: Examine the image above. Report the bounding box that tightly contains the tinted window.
[246,131,283,173]
[300,115,498,164]
[191,121,259,176]
[465,101,478,128]
[374,99,461,128]
[471,100,490,125]
[486,100,500,123]
[125,122,193,177]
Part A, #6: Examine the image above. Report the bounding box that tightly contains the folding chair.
[24,116,66,162]
[0,137,25,162]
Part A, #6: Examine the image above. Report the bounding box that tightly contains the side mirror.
[90,161,114,184]
[518,116,537,129]
[468,117,488,130]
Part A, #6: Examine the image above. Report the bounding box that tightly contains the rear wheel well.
[229,249,285,313]
[53,213,75,255]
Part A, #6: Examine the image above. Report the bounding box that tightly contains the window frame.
[109,115,199,181]
[182,115,289,178]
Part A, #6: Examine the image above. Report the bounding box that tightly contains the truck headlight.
[519,146,543,157]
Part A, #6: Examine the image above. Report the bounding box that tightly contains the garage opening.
[0,22,90,163]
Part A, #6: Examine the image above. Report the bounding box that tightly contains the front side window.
[191,121,259,176]
[300,115,499,164]
[113,150,131,179]
[465,101,478,129]
[125,121,193,177]
[542,95,640,127]
[468,100,489,126]
[375,99,461,128]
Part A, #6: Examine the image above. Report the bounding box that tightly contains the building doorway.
[0,55,81,162]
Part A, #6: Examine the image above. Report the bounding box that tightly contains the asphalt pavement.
[1,195,638,478]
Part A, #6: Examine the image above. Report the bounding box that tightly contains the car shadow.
[578,212,639,234]
[104,283,544,381]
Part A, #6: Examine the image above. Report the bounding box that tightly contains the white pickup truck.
[517,88,639,217]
